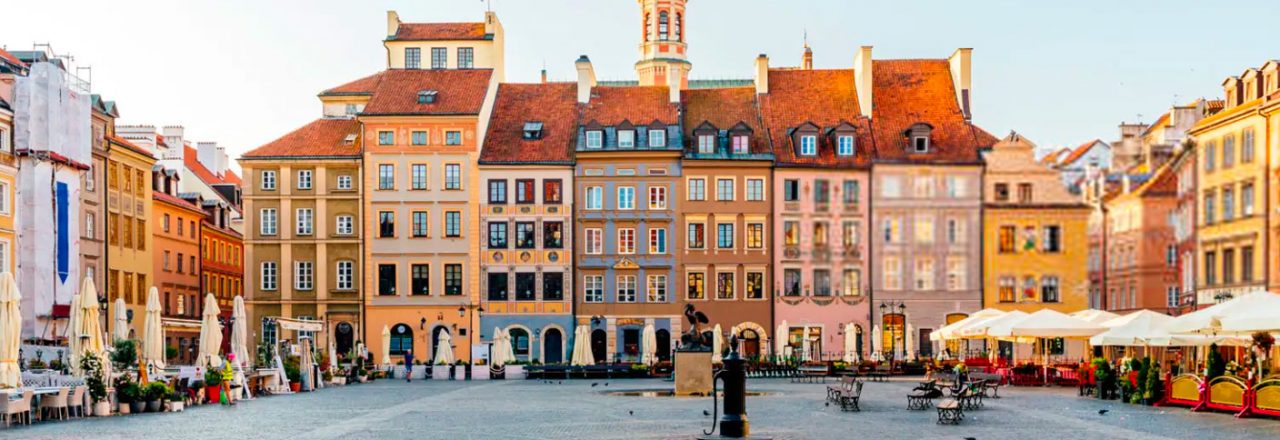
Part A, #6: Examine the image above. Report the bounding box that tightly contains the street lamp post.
[458,305,485,379]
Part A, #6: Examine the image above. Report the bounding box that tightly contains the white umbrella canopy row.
[231,295,250,368]
[197,293,223,369]
[1091,310,1248,347]
[931,308,1006,341]
[1070,309,1122,326]
[0,273,21,388]
[1167,290,1280,335]
[142,287,165,369]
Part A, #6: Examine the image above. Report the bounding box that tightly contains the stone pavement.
[5,378,1280,439]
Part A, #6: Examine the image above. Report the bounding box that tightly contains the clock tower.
[635,0,691,89]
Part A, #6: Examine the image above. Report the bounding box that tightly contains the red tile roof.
[581,86,679,126]
[184,146,241,186]
[319,71,385,96]
[758,69,872,167]
[391,22,488,41]
[0,48,26,68]
[1059,139,1105,166]
[870,60,994,164]
[681,87,771,155]
[242,118,361,158]
[107,135,155,158]
[153,191,205,214]
[480,83,578,164]
[361,69,493,116]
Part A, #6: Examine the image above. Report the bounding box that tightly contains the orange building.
[152,169,204,364]
[198,197,243,321]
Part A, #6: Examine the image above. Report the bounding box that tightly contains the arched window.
[390,323,413,356]
[644,13,651,42]
[658,12,669,41]
[675,13,682,41]
[509,328,530,357]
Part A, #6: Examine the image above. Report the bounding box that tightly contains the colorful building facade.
[152,169,204,364]
[105,135,156,339]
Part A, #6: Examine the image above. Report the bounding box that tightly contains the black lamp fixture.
[419,317,428,330]
[457,306,466,318]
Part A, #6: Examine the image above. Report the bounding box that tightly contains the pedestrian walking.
[404,349,414,382]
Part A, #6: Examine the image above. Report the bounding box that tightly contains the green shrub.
[145,382,170,401]
[284,356,302,383]
[1206,343,1226,379]
[80,353,108,403]
[1144,362,1163,402]
[204,369,223,386]
[111,339,138,371]
[118,381,141,404]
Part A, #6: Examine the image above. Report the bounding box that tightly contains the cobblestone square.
[7,378,1280,440]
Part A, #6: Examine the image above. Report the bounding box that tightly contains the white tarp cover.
[14,62,92,164]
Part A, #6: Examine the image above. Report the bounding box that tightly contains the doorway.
[622,328,640,361]
[740,329,760,358]
[655,329,671,361]
[591,329,607,364]
[543,328,563,364]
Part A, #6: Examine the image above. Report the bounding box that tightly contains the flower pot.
[129,401,145,414]
[93,401,113,417]
[358,375,368,383]
[169,401,184,412]
[147,400,162,412]
[332,377,347,386]
[118,402,131,415]
[205,385,222,404]
[290,382,301,393]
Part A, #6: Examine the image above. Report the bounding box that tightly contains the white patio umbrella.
[1219,292,1280,333]
[1168,291,1280,335]
[231,295,249,369]
[800,328,812,362]
[490,327,507,368]
[641,323,657,365]
[932,309,1006,342]
[989,309,1105,384]
[905,323,915,359]
[75,280,106,372]
[711,324,723,363]
[1092,310,1248,347]
[66,293,82,375]
[958,310,1030,339]
[774,320,788,359]
[571,326,594,366]
[196,293,223,369]
[113,297,129,342]
[1070,309,1122,326]
[433,330,455,365]
[843,323,857,363]
[142,287,165,369]
[380,325,391,367]
[871,325,882,358]
[0,273,21,388]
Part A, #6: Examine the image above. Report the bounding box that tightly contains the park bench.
[907,380,943,410]
[954,380,985,410]
[936,399,964,424]
[793,365,827,383]
[827,376,856,402]
[831,378,863,412]
[969,372,1005,398]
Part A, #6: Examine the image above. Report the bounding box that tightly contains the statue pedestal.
[675,350,713,396]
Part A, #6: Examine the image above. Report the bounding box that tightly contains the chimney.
[197,142,220,176]
[755,54,769,94]
[853,46,873,118]
[575,55,596,104]
[802,46,813,70]
[161,125,185,158]
[386,11,401,38]
[948,48,973,120]
[540,69,548,84]
[216,145,228,175]
[668,65,682,104]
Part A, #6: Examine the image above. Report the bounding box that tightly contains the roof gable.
[479,82,578,165]
[361,69,493,116]
[870,59,994,164]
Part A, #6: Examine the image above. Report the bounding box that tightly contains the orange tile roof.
[361,69,493,116]
[242,118,361,158]
[581,86,680,126]
[184,145,241,186]
[758,69,871,167]
[391,22,488,41]
[870,60,994,164]
[480,82,579,164]
[153,191,205,214]
[0,48,25,68]
[319,71,385,96]
[1059,139,1105,166]
[681,87,771,155]
[1039,147,1072,166]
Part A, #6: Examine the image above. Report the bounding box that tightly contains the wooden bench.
[793,366,827,383]
[936,399,964,424]
[835,379,863,412]
[970,372,1005,398]
[827,377,856,402]
[956,382,985,411]
[908,381,943,410]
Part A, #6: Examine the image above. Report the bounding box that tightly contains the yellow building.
[0,79,15,280]
[983,133,1090,314]
[106,135,157,339]
[1259,61,1280,293]
[1190,64,1269,304]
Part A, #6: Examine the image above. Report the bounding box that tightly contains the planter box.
[169,401,184,412]
[331,376,347,386]
[471,366,490,380]
[93,401,113,417]
[505,366,525,380]
[432,366,450,380]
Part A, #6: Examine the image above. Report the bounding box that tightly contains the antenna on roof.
[803,29,808,48]
[482,0,492,12]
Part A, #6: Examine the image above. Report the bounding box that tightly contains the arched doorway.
[882,314,905,359]
[431,326,450,361]
[655,329,671,361]
[590,329,607,364]
[390,323,413,357]
[740,329,760,358]
[543,328,563,364]
[335,322,354,360]
[509,328,530,360]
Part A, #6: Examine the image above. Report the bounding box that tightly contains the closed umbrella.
[641,323,657,365]
[491,327,508,367]
[67,293,81,375]
[433,330,455,365]
[142,287,165,369]
[76,280,106,372]
[800,328,811,362]
[871,325,881,359]
[328,338,337,373]
[380,325,391,367]
[905,323,915,359]
[843,323,857,363]
[231,296,249,369]
[711,324,723,363]
[113,297,129,342]
[196,293,223,369]
[0,273,21,388]
[774,320,788,360]
[571,326,593,366]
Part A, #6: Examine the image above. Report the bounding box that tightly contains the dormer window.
[618,130,635,148]
[649,129,667,148]
[697,135,715,154]
[906,123,933,153]
[732,135,749,154]
[343,134,357,145]
[522,122,544,140]
[800,135,817,156]
[913,136,929,153]
[837,135,855,156]
[586,130,603,149]
[417,90,438,104]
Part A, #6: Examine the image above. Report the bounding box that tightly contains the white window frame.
[584,228,603,254]
[649,186,667,210]
[261,261,278,291]
[837,135,855,156]
[297,170,313,190]
[618,187,636,210]
[0,181,9,215]
[586,131,603,149]
[698,135,715,154]
[648,228,667,254]
[617,275,637,302]
[585,186,603,210]
[260,208,278,236]
[647,275,667,302]
[584,275,604,303]
[618,130,635,148]
[336,260,354,291]
[800,135,817,156]
[618,228,636,254]
[648,130,666,148]
[336,215,354,235]
[261,171,277,190]
[337,175,353,190]
[294,261,314,291]
[716,178,735,201]
[688,178,706,201]
[745,179,765,201]
[295,208,314,236]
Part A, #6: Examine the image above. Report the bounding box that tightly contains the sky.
[3,0,1278,171]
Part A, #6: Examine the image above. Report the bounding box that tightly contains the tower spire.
[635,0,691,89]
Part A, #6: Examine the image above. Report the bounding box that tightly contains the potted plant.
[471,358,490,380]
[168,389,185,412]
[145,382,168,412]
[356,365,369,383]
[111,339,138,372]
[80,353,112,416]
[204,369,224,404]
[285,357,302,392]
[506,360,526,380]
[124,382,145,414]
